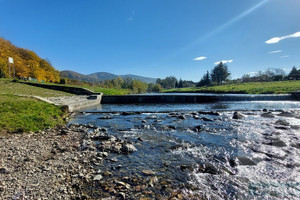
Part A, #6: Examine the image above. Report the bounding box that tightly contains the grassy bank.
[0,79,72,97]
[0,94,66,133]
[22,80,132,95]
[163,81,300,94]
[81,86,131,95]
[0,79,70,133]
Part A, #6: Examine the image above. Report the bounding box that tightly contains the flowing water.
[70,101,300,199]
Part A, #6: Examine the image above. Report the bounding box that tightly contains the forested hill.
[0,38,60,82]
[60,70,157,84]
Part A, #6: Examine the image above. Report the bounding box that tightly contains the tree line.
[0,38,60,82]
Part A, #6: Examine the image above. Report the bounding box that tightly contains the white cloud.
[268,50,282,54]
[280,55,290,58]
[265,31,300,44]
[214,60,233,65]
[193,56,207,61]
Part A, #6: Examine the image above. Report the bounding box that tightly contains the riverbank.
[163,80,300,94]
[0,79,73,133]
[0,123,188,199]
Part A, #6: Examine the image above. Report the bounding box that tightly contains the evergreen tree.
[288,66,300,79]
[211,62,230,85]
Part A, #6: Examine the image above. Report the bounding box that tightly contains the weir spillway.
[101,94,296,104]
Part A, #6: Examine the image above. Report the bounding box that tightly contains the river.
[69,101,300,199]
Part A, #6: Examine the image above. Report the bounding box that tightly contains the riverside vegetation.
[163,80,300,94]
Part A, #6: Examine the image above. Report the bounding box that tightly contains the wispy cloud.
[265,31,300,44]
[268,50,282,54]
[280,55,290,58]
[128,11,135,22]
[193,56,207,61]
[214,60,233,65]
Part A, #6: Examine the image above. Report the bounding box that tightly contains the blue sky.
[0,0,299,81]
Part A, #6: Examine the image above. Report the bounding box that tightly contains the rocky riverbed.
[1,104,300,199]
[0,123,190,199]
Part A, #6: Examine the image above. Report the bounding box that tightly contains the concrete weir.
[19,82,103,111]
[101,94,296,104]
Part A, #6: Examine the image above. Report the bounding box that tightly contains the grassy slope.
[163,81,300,94]
[0,95,66,133]
[0,79,70,133]
[23,80,131,95]
[0,79,72,97]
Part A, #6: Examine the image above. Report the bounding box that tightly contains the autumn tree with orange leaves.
[0,38,60,82]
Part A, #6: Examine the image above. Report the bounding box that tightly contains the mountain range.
[60,70,157,84]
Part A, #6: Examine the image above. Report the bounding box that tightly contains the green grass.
[0,79,71,133]
[0,94,66,133]
[82,86,131,95]
[163,80,300,94]
[19,79,132,95]
[0,79,72,97]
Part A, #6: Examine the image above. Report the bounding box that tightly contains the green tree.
[197,71,211,87]
[211,62,230,85]
[288,66,300,80]
[178,78,183,88]
[131,80,148,93]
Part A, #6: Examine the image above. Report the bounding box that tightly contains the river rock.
[198,163,219,175]
[201,117,214,122]
[277,111,294,117]
[121,144,137,153]
[265,139,287,147]
[142,170,155,176]
[93,174,103,181]
[194,125,203,132]
[177,115,186,120]
[261,112,275,118]
[0,167,9,174]
[238,156,256,166]
[198,111,220,116]
[275,119,289,126]
[233,111,245,119]
[103,171,112,177]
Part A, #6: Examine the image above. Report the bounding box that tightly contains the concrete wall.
[21,82,99,95]
[101,94,295,104]
[291,91,300,100]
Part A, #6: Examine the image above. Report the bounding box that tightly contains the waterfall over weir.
[101,93,296,104]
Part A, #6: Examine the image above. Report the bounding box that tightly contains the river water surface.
[70,101,300,199]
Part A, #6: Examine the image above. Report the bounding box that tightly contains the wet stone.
[275,119,289,126]
[265,140,287,147]
[142,170,156,176]
[233,111,245,119]
[201,117,214,122]
[261,112,275,118]
[198,163,219,175]
[121,144,137,153]
[177,115,186,120]
[238,156,256,166]
[277,111,294,117]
